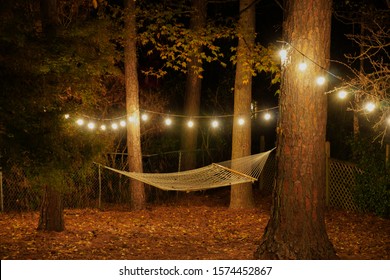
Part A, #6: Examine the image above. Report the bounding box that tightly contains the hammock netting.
[103,148,275,191]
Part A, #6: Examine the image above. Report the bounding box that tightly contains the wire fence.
[0,165,100,212]
[1,165,41,212]
[0,146,382,212]
[0,149,215,211]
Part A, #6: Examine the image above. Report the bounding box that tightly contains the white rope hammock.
[103,148,275,191]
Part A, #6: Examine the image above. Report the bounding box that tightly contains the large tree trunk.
[124,0,145,210]
[255,0,337,259]
[38,0,64,232]
[37,185,64,231]
[229,0,255,209]
[180,0,207,171]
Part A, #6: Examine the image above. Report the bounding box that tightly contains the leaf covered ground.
[0,192,389,260]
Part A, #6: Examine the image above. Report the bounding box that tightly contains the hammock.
[103,148,275,191]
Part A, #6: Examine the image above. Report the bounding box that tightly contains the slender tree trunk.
[180,0,207,171]
[124,0,145,210]
[255,0,337,259]
[38,0,64,232]
[38,185,64,231]
[354,21,365,138]
[229,0,255,209]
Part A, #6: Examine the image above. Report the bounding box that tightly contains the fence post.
[325,141,331,207]
[178,151,182,172]
[98,164,102,210]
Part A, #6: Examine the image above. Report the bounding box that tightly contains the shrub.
[351,138,390,218]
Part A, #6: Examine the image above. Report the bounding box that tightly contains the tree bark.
[180,0,207,171]
[37,185,64,231]
[255,0,337,259]
[37,0,64,232]
[124,0,146,210]
[353,21,365,138]
[229,0,255,209]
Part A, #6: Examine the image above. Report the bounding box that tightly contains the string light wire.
[66,106,279,123]
[277,40,366,94]
[277,41,389,128]
[65,41,388,131]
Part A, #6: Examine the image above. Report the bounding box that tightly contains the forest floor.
[0,190,389,260]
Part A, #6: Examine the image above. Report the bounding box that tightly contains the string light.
[277,40,386,131]
[76,119,84,126]
[87,122,95,130]
[65,41,387,134]
[278,41,342,80]
[337,90,348,99]
[277,41,364,97]
[211,120,219,128]
[141,113,148,122]
[298,62,307,71]
[64,105,279,133]
[279,49,288,63]
[276,42,388,130]
[364,102,376,112]
[111,123,118,130]
[187,120,194,128]
[164,117,172,126]
[316,76,326,86]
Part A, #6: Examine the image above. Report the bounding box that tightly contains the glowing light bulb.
[364,102,376,112]
[164,118,172,126]
[111,123,118,130]
[316,76,326,85]
[128,116,135,123]
[141,114,148,121]
[279,49,287,62]
[338,90,348,99]
[264,113,271,121]
[211,120,219,128]
[187,120,194,128]
[87,122,95,130]
[100,124,107,131]
[64,114,70,119]
[238,118,245,126]
[298,62,307,71]
[76,119,84,126]
[120,120,126,127]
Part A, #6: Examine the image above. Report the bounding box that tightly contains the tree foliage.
[137,0,231,78]
[350,137,390,218]
[334,2,389,143]
[0,0,118,195]
[131,0,280,83]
